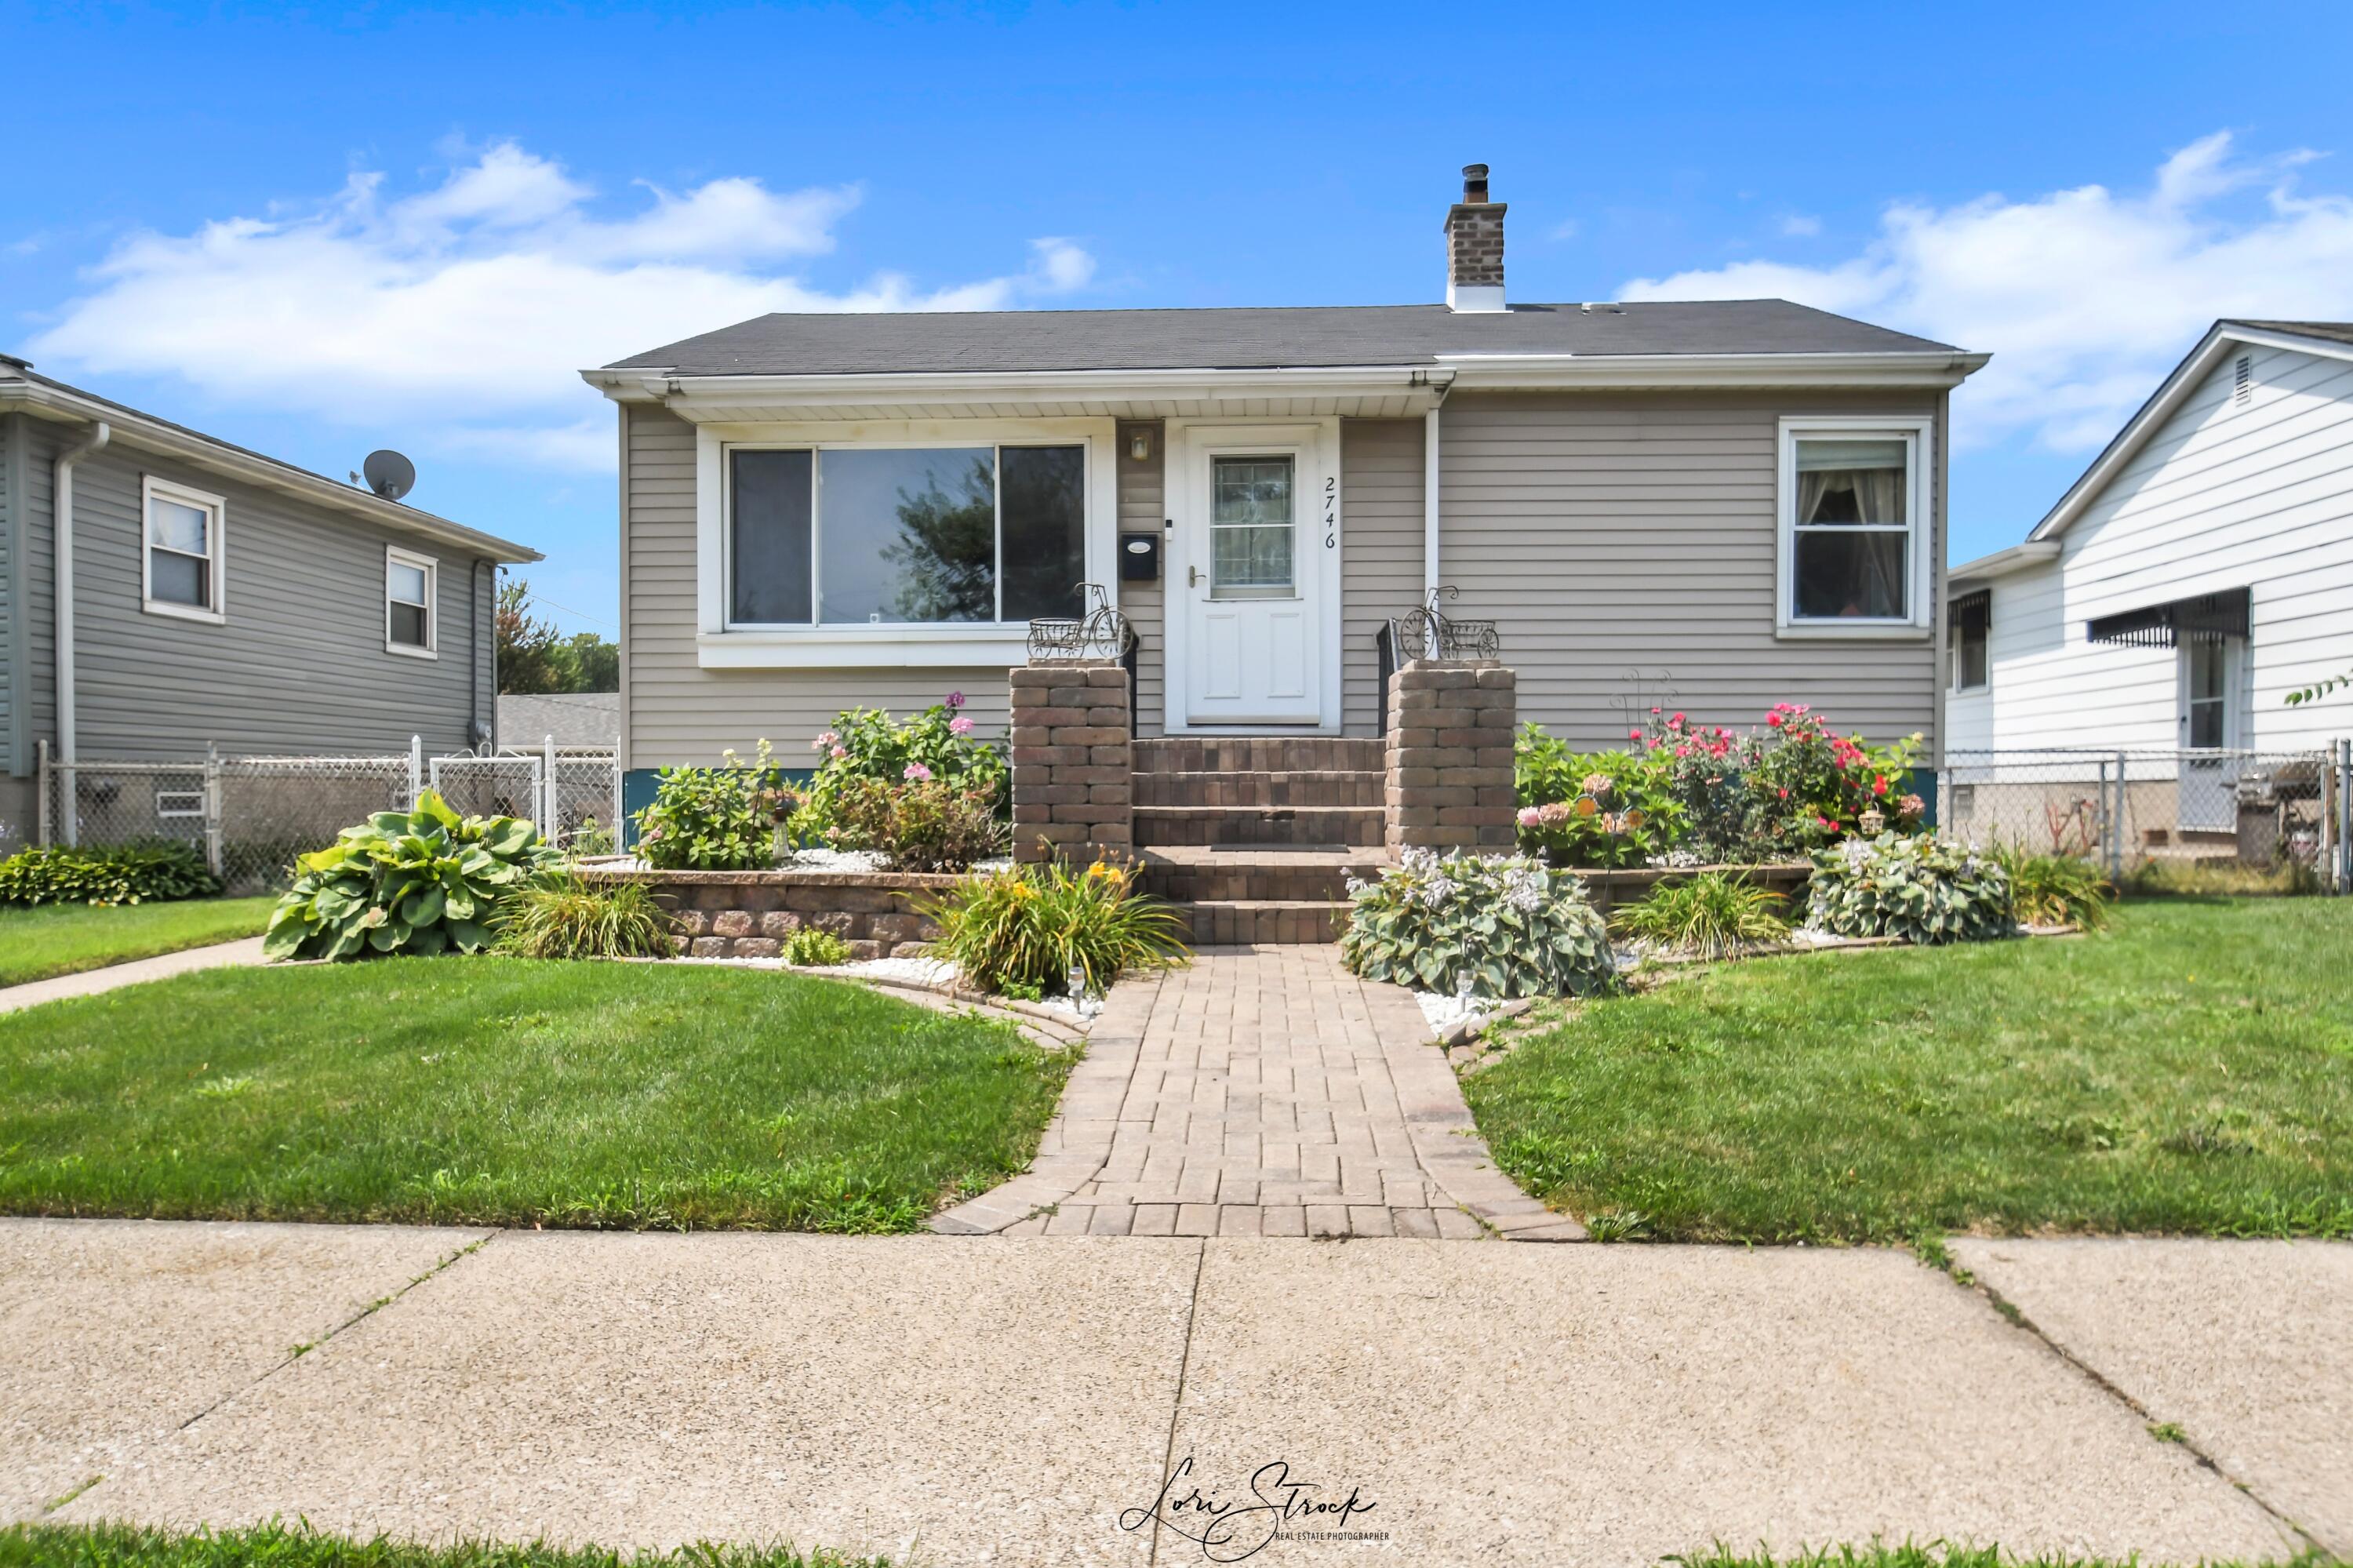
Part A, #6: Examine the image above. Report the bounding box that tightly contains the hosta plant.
[0,840,220,906]
[1806,832,2014,946]
[1338,849,1617,1001]
[264,791,558,961]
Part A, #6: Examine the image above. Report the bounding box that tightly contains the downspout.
[1424,406,1441,598]
[53,419,111,846]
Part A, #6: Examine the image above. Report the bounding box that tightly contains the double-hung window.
[726,442,1089,628]
[386,547,437,657]
[1777,417,1931,635]
[141,477,225,623]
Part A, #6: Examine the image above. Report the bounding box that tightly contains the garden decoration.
[1387,584,1500,662]
[1026,581,1136,661]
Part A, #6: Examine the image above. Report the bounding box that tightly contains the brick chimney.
[1444,163,1507,312]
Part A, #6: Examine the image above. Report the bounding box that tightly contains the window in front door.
[1210,456,1296,600]
[2185,638,2231,748]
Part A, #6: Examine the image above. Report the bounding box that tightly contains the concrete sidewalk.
[0,936,266,1016]
[2,1221,2339,1566]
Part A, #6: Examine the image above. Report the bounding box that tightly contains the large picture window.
[1778,418,1929,633]
[728,442,1088,628]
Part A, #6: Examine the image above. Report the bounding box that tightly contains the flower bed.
[577,864,956,960]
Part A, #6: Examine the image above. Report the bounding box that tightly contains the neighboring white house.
[1944,319,2353,853]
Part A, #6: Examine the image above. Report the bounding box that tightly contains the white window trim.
[385,544,439,660]
[693,417,1117,668]
[140,475,227,624]
[1774,414,1934,640]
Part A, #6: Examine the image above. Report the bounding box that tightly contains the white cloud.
[27,141,1096,470]
[1622,132,2353,451]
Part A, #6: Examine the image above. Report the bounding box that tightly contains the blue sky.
[9,0,2353,633]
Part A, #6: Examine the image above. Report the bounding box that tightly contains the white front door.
[1170,423,1337,729]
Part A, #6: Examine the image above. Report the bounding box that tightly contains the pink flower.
[1766,712,1784,728]
[1630,728,1644,740]
[830,745,847,760]
[813,731,837,751]
[945,690,966,709]
[1671,712,1686,726]
[949,715,974,736]
[904,762,933,782]
[1517,806,1544,829]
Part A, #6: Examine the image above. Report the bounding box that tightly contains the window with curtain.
[144,483,222,616]
[729,443,1087,626]
[1790,435,1911,621]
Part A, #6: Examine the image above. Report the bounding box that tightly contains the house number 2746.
[1323,476,1337,549]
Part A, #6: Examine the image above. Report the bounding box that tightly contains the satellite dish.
[362,449,416,502]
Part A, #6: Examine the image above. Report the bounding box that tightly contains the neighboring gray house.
[584,166,1988,806]
[0,356,540,834]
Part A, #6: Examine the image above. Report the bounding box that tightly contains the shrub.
[830,776,1006,872]
[493,873,676,959]
[1615,871,1791,959]
[796,694,1008,841]
[922,859,1187,998]
[1514,730,1678,868]
[1996,849,2115,930]
[263,790,558,961]
[635,739,798,871]
[1338,849,1617,1001]
[782,927,852,966]
[0,840,220,906]
[1806,832,2014,945]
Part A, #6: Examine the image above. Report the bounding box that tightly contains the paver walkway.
[0,935,265,1017]
[934,945,1580,1240]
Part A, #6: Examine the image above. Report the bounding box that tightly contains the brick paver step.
[1133,803,1386,849]
[1133,736,1386,774]
[1136,846,1391,904]
[1169,899,1353,945]
[1131,769,1386,809]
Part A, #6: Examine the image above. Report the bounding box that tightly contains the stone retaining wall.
[578,867,958,960]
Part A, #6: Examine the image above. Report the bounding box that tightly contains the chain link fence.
[1937,746,2350,891]
[37,740,620,893]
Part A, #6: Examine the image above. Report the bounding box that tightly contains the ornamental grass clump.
[1614,871,1791,960]
[264,791,558,961]
[493,872,676,959]
[1995,847,2115,930]
[1338,849,1617,1001]
[1806,832,2014,946]
[922,859,1187,998]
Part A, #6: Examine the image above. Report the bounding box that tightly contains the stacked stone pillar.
[1010,658,1134,865]
[1384,659,1518,854]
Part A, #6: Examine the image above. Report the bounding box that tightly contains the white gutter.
[1424,406,1442,598]
[1949,540,2060,585]
[53,418,110,845]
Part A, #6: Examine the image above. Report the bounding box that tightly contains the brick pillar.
[1010,658,1133,865]
[1384,659,1517,854]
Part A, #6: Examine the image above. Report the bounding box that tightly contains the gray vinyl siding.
[1116,420,1165,737]
[1438,388,1943,751]
[1340,418,1427,735]
[621,403,1009,767]
[14,425,492,763]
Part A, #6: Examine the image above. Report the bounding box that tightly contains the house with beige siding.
[0,356,540,837]
[585,166,1988,821]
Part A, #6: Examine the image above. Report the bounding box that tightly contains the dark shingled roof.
[609,300,1960,377]
[2223,319,2353,347]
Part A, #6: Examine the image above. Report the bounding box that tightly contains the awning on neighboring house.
[2086,587,2250,648]
[1947,588,1991,637]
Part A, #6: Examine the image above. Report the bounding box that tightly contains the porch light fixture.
[1129,430,1151,462]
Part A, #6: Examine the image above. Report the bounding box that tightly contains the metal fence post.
[543,734,558,835]
[2096,758,2110,873]
[202,741,224,879]
[408,736,424,808]
[2338,738,2351,896]
[2111,750,2128,882]
[35,738,50,848]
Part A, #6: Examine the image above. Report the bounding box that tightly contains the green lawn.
[0,959,1068,1232]
[0,1524,884,1568]
[0,897,277,988]
[1465,899,2353,1242]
